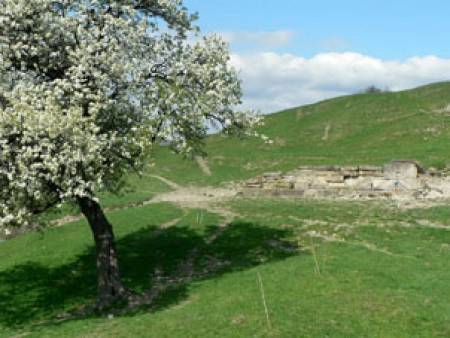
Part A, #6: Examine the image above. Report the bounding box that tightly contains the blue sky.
[184,1,450,112]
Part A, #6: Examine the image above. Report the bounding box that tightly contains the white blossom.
[0,0,261,229]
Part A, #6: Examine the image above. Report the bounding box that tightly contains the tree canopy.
[0,0,259,230]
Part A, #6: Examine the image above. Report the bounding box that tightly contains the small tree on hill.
[362,85,390,94]
[0,0,258,308]
[365,85,382,93]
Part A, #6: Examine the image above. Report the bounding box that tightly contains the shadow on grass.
[0,221,299,329]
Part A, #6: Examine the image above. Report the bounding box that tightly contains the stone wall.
[242,161,450,200]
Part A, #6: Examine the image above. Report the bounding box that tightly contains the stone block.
[294,181,311,190]
[281,175,296,182]
[384,161,418,179]
[371,179,396,191]
[326,175,345,183]
[359,170,383,177]
[328,182,346,188]
[344,177,373,189]
[342,170,359,178]
[341,166,359,171]
[262,182,278,190]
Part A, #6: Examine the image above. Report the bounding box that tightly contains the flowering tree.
[0,0,258,308]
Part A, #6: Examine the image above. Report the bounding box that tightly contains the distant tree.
[363,85,383,93]
[361,85,391,94]
[0,0,258,308]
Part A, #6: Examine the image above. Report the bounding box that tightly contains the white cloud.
[220,30,295,48]
[230,52,450,113]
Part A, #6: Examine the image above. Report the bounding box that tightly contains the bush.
[363,85,383,93]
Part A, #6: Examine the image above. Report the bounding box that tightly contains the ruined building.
[243,161,450,200]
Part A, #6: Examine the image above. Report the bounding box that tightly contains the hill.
[153,81,450,186]
[3,82,450,337]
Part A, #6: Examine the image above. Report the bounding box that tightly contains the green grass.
[3,82,450,337]
[152,82,450,186]
[2,199,450,337]
[39,172,174,224]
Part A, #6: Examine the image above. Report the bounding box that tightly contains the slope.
[153,81,450,186]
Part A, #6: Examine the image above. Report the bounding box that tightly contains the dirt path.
[321,123,331,141]
[195,156,212,176]
[147,174,181,190]
[51,175,239,229]
[146,186,236,209]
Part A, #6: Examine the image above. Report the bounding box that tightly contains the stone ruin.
[242,161,450,200]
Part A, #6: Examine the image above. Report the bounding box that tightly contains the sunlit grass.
[2,199,450,337]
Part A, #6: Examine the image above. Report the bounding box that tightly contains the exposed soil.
[49,176,240,229]
[146,186,237,209]
[321,123,331,141]
[194,156,212,176]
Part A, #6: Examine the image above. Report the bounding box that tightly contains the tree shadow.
[0,221,300,329]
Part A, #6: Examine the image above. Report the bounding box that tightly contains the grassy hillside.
[154,82,450,186]
[3,82,450,337]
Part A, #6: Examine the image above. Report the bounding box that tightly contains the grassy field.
[2,82,450,337]
[2,199,450,337]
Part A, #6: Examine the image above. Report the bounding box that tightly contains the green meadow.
[2,82,450,337]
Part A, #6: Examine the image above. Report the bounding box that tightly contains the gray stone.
[263,171,281,176]
[326,176,345,183]
[240,161,450,201]
[384,161,419,179]
[341,166,359,171]
[342,171,359,178]
[359,170,383,177]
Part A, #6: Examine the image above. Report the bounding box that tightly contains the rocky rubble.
[242,161,450,200]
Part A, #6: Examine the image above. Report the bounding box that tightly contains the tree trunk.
[78,196,127,309]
